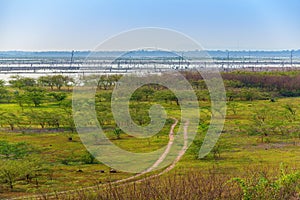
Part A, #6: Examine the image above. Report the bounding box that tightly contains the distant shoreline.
[0,50,299,59]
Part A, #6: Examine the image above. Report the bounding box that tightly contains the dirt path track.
[9,118,189,200]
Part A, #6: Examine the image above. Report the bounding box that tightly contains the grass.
[0,132,133,198]
[0,91,300,198]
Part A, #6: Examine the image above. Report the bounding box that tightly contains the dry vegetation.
[39,165,300,200]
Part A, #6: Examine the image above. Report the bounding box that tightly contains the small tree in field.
[26,111,50,129]
[283,104,296,122]
[249,108,270,143]
[9,76,36,89]
[49,92,67,105]
[0,141,31,159]
[51,75,65,90]
[24,87,45,107]
[81,151,98,164]
[0,112,19,131]
[38,75,54,90]
[0,158,42,190]
[0,160,22,190]
[228,101,238,115]
[0,81,10,103]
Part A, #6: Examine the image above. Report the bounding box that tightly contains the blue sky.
[0,0,299,51]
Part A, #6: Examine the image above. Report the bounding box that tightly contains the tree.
[154,90,178,105]
[81,151,97,164]
[0,141,30,159]
[283,104,296,122]
[131,90,144,102]
[0,112,19,130]
[13,87,45,108]
[250,108,272,143]
[24,87,45,107]
[0,158,42,190]
[228,101,239,115]
[13,91,25,108]
[46,112,62,128]
[63,113,76,133]
[60,100,76,133]
[110,74,122,88]
[51,75,65,90]
[139,87,155,101]
[9,76,36,89]
[26,111,49,129]
[49,92,67,105]
[0,160,23,189]
[241,88,255,101]
[38,75,54,90]
[97,75,110,90]
[64,76,75,91]
[0,82,10,102]
[0,80,5,87]
[38,75,73,90]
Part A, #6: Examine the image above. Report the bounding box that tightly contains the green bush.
[231,164,300,200]
[81,151,98,164]
[0,141,31,159]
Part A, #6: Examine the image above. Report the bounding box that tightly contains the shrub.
[231,164,300,200]
[81,151,98,164]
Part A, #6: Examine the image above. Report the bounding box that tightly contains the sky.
[0,0,299,51]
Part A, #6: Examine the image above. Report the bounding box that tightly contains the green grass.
[0,94,300,198]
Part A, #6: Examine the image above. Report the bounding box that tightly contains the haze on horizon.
[0,0,299,51]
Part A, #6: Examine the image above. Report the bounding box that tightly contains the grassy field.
[0,73,300,199]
